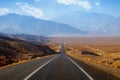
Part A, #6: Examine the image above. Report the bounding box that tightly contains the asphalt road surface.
[25,41,93,80]
[0,55,57,80]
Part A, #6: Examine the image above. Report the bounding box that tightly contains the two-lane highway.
[24,39,93,80]
[0,40,94,80]
[26,54,92,80]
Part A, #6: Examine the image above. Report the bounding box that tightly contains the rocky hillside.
[0,36,56,67]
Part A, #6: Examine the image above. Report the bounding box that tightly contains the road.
[0,55,57,80]
[25,42,93,80]
[25,39,93,80]
[0,40,94,80]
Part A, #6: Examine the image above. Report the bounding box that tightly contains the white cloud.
[57,0,92,10]
[57,0,76,5]
[78,1,91,10]
[0,8,11,16]
[95,2,100,6]
[20,5,44,19]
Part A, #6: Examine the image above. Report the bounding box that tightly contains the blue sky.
[0,0,120,19]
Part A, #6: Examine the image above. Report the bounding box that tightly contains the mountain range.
[0,12,120,36]
[99,17,120,35]
[0,13,85,36]
[53,11,120,35]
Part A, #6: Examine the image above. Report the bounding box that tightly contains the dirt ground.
[48,37,120,79]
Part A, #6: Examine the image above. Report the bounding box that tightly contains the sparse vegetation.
[62,37,120,79]
[44,37,120,79]
[0,36,57,67]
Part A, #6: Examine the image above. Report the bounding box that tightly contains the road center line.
[24,54,61,80]
[67,56,94,80]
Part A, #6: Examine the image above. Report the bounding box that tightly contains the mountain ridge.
[52,11,119,35]
[0,13,85,36]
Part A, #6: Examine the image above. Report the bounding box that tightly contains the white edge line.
[24,54,61,80]
[67,56,94,80]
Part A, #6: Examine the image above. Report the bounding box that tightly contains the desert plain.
[47,37,120,79]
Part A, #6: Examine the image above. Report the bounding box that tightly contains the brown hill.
[0,36,56,67]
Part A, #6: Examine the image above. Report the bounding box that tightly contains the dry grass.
[48,45,61,52]
[0,36,57,67]
[0,54,56,70]
[67,45,120,66]
[48,37,120,78]
[66,44,120,78]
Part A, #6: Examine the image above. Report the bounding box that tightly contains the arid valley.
[48,37,120,80]
[0,0,120,80]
